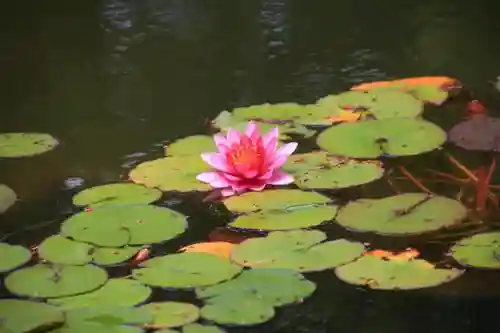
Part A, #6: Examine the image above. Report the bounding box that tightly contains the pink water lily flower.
[197,122,298,197]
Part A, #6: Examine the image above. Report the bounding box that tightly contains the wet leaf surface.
[336,193,467,235]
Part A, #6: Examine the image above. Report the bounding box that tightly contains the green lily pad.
[282,151,385,189]
[53,323,144,333]
[224,190,337,231]
[0,133,59,158]
[140,302,199,329]
[408,84,449,105]
[0,243,31,273]
[129,155,212,192]
[449,232,500,269]
[48,278,151,309]
[212,107,316,138]
[0,299,64,333]
[92,246,142,266]
[229,205,337,231]
[132,252,242,289]
[38,235,93,265]
[196,268,315,307]
[56,308,149,333]
[167,135,216,156]
[212,111,291,140]
[231,230,365,272]
[223,189,332,213]
[38,235,141,266]
[334,255,464,290]
[182,324,226,333]
[317,118,447,158]
[337,91,375,110]
[72,183,162,207]
[335,193,467,235]
[64,306,152,326]
[61,205,186,247]
[232,103,308,121]
[0,184,16,213]
[5,264,108,298]
[200,294,275,327]
[369,90,423,119]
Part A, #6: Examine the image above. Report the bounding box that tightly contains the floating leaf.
[182,324,226,333]
[64,306,152,326]
[5,264,108,298]
[0,299,64,333]
[53,322,143,333]
[335,193,467,235]
[0,243,31,273]
[223,189,332,213]
[200,295,275,327]
[167,136,216,156]
[129,155,212,192]
[38,235,141,266]
[334,254,463,290]
[0,184,16,213]
[448,115,500,151]
[350,76,459,91]
[48,278,151,309]
[57,307,150,333]
[229,205,337,231]
[72,183,162,208]
[317,118,447,158]
[224,189,337,231]
[282,151,384,189]
[369,90,423,118]
[449,232,500,269]
[140,302,199,329]
[196,268,315,307]
[179,242,235,259]
[92,246,142,266]
[231,230,365,272]
[337,91,375,110]
[407,84,449,105]
[0,133,59,158]
[38,235,94,265]
[61,205,186,247]
[212,111,294,140]
[132,252,242,289]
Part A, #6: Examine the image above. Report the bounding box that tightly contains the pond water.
[2,1,500,332]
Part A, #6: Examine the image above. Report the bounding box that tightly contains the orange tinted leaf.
[350,76,459,91]
[365,249,394,258]
[324,112,361,124]
[179,241,235,259]
[365,248,420,261]
[392,248,420,261]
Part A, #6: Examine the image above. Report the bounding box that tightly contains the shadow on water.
[2,0,500,332]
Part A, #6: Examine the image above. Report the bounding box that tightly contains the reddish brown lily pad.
[448,115,500,151]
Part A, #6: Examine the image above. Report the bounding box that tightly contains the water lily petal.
[213,134,229,153]
[245,121,260,142]
[267,170,294,185]
[270,142,298,169]
[249,183,267,191]
[258,169,274,180]
[226,128,241,147]
[263,127,279,147]
[221,188,236,197]
[201,152,231,172]
[196,172,230,188]
[276,141,298,157]
[233,164,259,179]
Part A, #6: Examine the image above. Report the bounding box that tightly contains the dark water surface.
[2,1,500,332]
